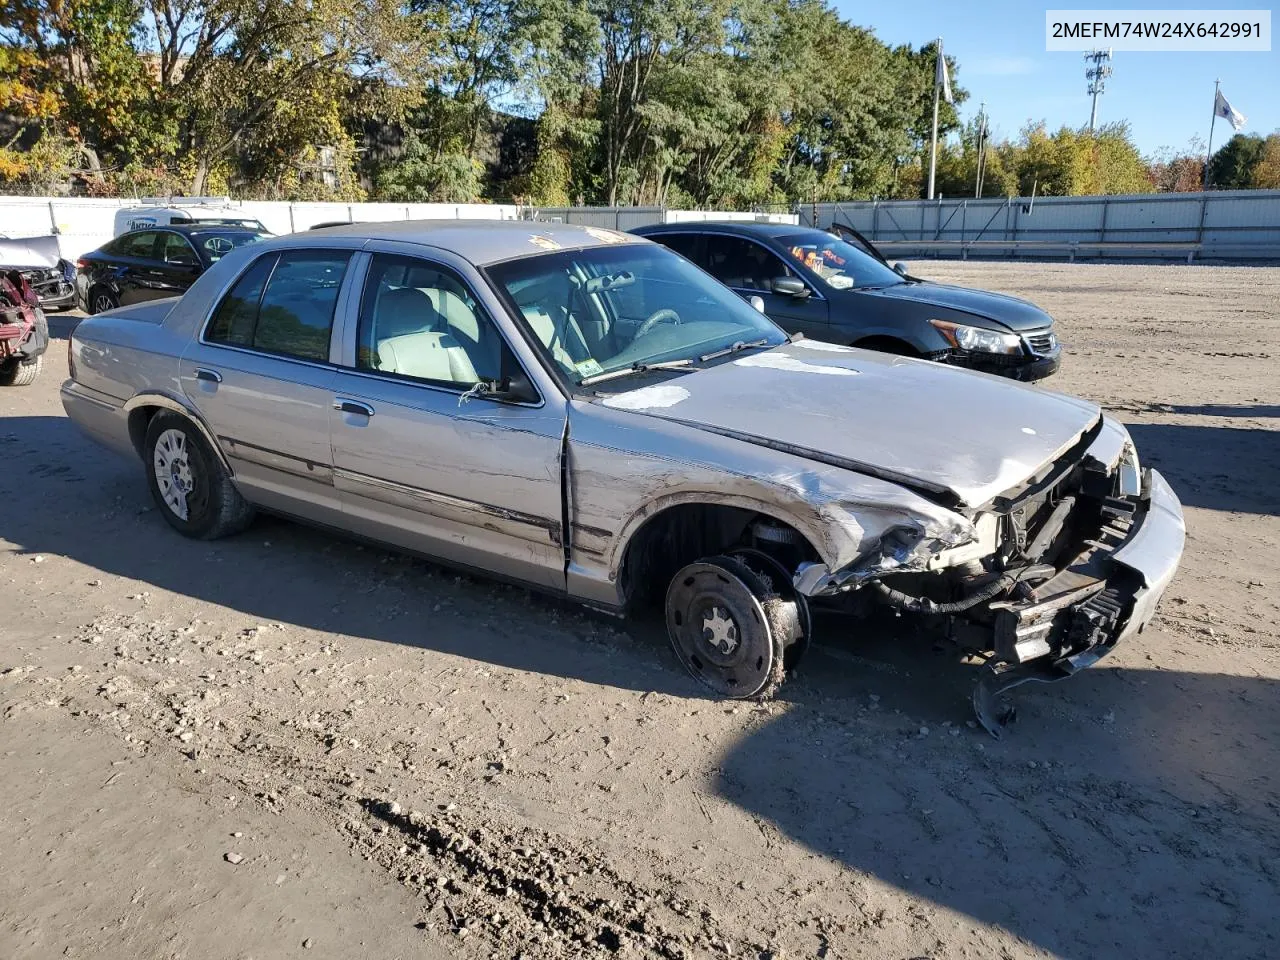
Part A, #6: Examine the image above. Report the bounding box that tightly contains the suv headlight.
[928,319,1022,355]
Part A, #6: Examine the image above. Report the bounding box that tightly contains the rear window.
[205,251,349,362]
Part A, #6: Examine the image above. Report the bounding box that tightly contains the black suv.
[75,224,270,315]
[633,221,1061,381]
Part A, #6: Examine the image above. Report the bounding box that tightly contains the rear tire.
[664,555,799,700]
[89,286,119,315]
[0,354,42,386]
[143,411,254,540]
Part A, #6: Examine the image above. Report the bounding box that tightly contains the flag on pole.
[937,46,954,105]
[1214,89,1246,131]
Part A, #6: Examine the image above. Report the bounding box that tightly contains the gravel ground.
[2,261,1278,960]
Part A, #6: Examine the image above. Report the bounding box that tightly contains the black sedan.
[75,225,270,315]
[633,221,1061,381]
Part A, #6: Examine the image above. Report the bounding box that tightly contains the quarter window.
[355,254,506,388]
[703,235,793,292]
[205,250,349,362]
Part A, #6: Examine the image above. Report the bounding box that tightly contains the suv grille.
[1024,330,1057,355]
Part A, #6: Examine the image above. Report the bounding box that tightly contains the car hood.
[857,280,1052,332]
[594,340,1099,507]
[0,234,61,270]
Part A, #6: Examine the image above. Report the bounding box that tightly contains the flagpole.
[974,101,986,198]
[927,37,942,200]
[1203,78,1220,191]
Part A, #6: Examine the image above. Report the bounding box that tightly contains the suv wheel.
[144,412,254,539]
[90,287,119,315]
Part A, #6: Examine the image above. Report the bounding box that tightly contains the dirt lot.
[2,261,1278,960]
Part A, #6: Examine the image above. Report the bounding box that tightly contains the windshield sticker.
[529,234,562,250]
[601,385,691,410]
[733,353,859,376]
[583,226,629,244]
[575,358,604,377]
[826,275,854,290]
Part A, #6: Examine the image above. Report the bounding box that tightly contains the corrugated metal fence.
[0,196,797,262]
[800,190,1280,261]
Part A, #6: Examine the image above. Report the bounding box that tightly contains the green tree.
[1253,133,1280,189]
[375,128,483,201]
[1208,133,1266,189]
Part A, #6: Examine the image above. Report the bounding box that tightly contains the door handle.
[194,368,222,383]
[334,398,375,417]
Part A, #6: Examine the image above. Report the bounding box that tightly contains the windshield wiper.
[580,358,695,386]
[698,338,771,362]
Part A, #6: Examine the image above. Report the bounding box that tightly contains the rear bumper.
[60,379,136,459]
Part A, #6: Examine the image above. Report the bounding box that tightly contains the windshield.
[189,230,270,264]
[486,243,786,385]
[779,233,904,290]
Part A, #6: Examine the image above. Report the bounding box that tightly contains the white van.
[113,198,270,237]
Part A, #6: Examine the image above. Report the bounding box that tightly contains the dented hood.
[596,340,1100,507]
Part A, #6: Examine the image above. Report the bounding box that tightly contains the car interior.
[359,259,505,386]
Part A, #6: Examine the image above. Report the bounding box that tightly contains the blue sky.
[832,0,1279,156]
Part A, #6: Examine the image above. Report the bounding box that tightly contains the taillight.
[67,334,76,379]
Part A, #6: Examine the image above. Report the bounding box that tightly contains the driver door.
[152,231,204,299]
[701,234,829,339]
[328,250,568,592]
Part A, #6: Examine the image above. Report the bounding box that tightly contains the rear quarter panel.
[71,300,186,403]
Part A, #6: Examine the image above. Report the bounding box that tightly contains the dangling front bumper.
[973,468,1185,735]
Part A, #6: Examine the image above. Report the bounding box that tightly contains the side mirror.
[772,276,810,299]
[748,295,766,314]
[486,371,539,404]
[893,262,910,276]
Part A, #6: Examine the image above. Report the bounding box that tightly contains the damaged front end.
[798,417,1185,736]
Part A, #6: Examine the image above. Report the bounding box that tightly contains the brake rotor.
[727,546,813,669]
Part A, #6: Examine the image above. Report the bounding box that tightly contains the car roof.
[120,223,265,236]
[633,221,817,240]
[295,219,647,266]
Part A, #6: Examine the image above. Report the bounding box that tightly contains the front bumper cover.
[949,347,1062,381]
[973,468,1184,735]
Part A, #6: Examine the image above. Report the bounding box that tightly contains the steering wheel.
[635,307,682,338]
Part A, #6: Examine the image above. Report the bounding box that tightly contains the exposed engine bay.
[720,417,1173,736]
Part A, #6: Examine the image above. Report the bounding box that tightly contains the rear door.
[179,247,355,525]
[702,234,829,339]
[327,249,567,592]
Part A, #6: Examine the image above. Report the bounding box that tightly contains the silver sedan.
[60,221,1185,732]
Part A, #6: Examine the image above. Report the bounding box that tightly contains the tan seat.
[376,331,479,384]
[426,287,501,379]
[521,305,588,372]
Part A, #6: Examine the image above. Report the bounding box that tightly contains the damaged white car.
[60,222,1185,732]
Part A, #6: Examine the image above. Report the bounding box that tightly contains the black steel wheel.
[664,555,798,699]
